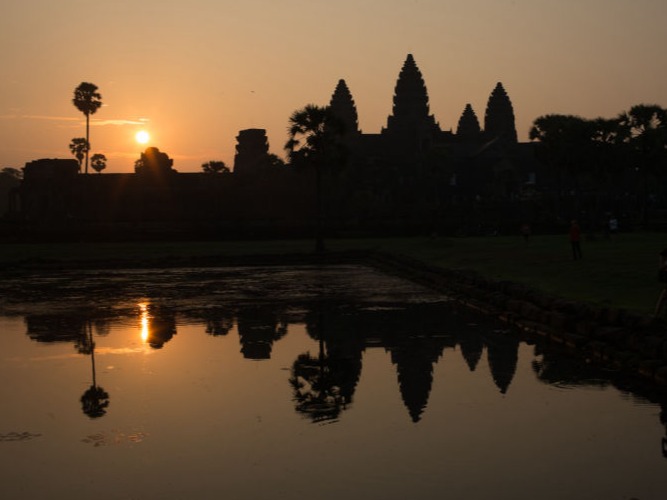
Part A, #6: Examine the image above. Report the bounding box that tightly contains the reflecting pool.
[1,265,666,499]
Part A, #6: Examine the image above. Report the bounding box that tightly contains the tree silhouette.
[90,153,107,174]
[201,160,229,174]
[284,104,346,253]
[267,153,286,168]
[135,147,175,177]
[0,168,22,218]
[0,167,21,179]
[617,104,667,223]
[69,137,89,171]
[588,117,627,214]
[529,114,595,214]
[81,385,110,418]
[72,82,102,175]
[530,114,593,176]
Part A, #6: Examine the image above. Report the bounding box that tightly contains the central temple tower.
[382,54,441,155]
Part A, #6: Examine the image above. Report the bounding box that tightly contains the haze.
[1,0,666,173]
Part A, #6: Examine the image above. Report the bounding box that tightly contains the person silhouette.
[520,223,531,242]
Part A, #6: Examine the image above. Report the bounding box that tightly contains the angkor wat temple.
[3,54,545,241]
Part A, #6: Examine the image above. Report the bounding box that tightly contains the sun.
[135,130,150,144]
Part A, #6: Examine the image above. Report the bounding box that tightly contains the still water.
[1,265,666,500]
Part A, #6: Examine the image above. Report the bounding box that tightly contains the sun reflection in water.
[139,302,150,343]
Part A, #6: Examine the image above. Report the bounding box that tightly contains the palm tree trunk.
[88,324,97,387]
[315,164,325,253]
[85,113,90,174]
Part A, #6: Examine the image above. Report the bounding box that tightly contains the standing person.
[654,248,667,316]
[520,222,531,242]
[569,220,582,260]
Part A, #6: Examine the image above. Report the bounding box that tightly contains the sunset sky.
[2,0,666,173]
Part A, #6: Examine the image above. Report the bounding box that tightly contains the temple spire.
[329,79,360,138]
[484,82,517,143]
[456,103,481,139]
[383,54,440,141]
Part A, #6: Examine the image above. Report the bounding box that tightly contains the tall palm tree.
[72,82,103,174]
[69,137,89,172]
[284,104,345,253]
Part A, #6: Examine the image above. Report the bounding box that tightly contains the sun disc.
[135,130,150,144]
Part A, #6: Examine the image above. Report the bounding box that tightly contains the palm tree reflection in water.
[290,311,347,423]
[289,309,364,423]
[79,321,110,418]
[290,347,346,423]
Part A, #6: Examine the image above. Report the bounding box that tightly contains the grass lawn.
[331,232,663,316]
[0,232,665,315]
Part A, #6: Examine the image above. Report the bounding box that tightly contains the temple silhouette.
[3,54,543,240]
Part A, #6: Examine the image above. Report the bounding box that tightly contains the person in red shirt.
[569,220,582,260]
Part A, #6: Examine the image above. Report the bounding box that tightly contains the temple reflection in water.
[17,300,618,424]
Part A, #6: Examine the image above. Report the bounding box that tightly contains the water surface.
[1,265,666,499]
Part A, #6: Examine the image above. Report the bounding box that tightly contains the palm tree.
[284,104,345,253]
[90,153,107,174]
[69,137,89,172]
[72,82,103,174]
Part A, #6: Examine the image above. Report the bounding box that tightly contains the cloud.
[0,115,149,126]
[0,114,79,122]
[92,118,149,127]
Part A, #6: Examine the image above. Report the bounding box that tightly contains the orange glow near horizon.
[1,1,666,174]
